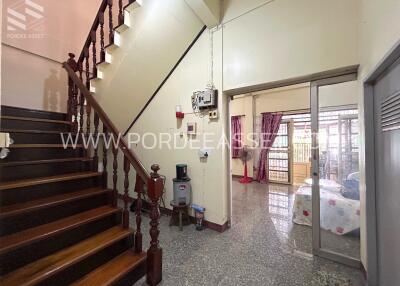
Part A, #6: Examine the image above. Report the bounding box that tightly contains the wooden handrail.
[63,62,150,183]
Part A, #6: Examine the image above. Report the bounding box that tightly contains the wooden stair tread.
[71,250,146,286]
[0,171,102,191]
[0,157,91,167]
[9,144,83,148]
[1,129,74,134]
[0,187,108,218]
[1,116,72,125]
[0,226,133,286]
[0,205,119,255]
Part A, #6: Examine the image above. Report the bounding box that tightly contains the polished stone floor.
[132,178,365,285]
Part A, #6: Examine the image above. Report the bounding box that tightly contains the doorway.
[227,66,363,271]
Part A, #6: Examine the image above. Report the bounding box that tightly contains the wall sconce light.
[176,105,184,119]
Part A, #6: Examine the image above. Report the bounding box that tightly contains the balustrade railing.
[63,1,163,285]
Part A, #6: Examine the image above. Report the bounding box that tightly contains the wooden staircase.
[0,105,163,285]
[0,1,165,284]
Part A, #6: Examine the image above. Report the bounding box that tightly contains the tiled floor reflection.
[131,178,364,286]
[231,179,314,257]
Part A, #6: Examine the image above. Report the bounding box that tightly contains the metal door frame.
[310,73,361,268]
[363,40,400,286]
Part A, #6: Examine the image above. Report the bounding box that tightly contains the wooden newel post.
[146,164,164,286]
[66,53,78,122]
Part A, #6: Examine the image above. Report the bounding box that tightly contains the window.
[268,121,291,183]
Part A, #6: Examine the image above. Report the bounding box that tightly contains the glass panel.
[317,81,361,260]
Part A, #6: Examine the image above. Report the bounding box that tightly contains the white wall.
[92,0,204,132]
[1,0,101,111]
[357,0,400,270]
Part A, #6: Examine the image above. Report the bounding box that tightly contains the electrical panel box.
[196,89,218,110]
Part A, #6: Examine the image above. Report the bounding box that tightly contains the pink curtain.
[231,116,242,158]
[256,112,283,183]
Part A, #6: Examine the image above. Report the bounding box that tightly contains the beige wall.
[357,0,400,269]
[1,0,101,112]
[111,30,229,226]
[254,84,311,114]
[1,45,67,112]
[222,0,360,91]
[92,0,204,132]
[230,95,253,176]
[0,0,2,107]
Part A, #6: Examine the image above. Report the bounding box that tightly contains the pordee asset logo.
[6,0,45,39]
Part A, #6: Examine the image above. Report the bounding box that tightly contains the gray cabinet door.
[373,57,400,286]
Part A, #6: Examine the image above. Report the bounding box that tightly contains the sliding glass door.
[311,75,361,268]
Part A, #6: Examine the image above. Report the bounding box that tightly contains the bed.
[292,180,360,235]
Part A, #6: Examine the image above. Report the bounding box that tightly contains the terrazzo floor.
[132,178,365,286]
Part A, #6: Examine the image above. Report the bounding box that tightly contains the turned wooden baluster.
[86,104,91,144]
[112,144,118,207]
[93,112,100,170]
[123,155,130,229]
[99,12,106,62]
[102,125,109,188]
[146,164,164,286]
[84,47,90,89]
[72,82,79,133]
[108,0,114,44]
[134,174,144,253]
[78,62,85,138]
[66,53,78,121]
[91,30,97,78]
[67,77,73,122]
[118,0,124,26]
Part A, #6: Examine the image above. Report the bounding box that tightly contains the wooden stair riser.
[114,261,146,286]
[5,132,75,144]
[44,236,134,286]
[0,212,122,275]
[0,160,92,182]
[71,251,147,286]
[1,106,67,121]
[3,147,84,162]
[0,194,110,236]
[0,176,102,206]
[1,118,72,132]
